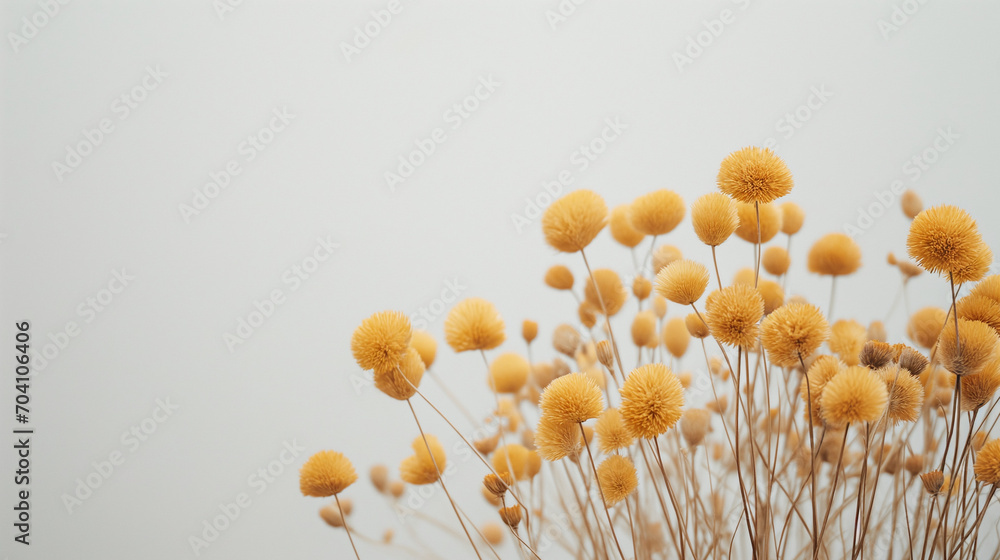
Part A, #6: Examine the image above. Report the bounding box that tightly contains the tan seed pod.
[388,480,405,499]
[828,319,867,366]
[584,269,628,316]
[734,201,782,244]
[707,394,728,415]
[652,295,668,319]
[663,317,690,359]
[480,522,505,546]
[499,505,524,528]
[320,502,348,528]
[780,202,805,235]
[596,340,614,369]
[680,408,712,446]
[867,320,887,342]
[482,485,502,507]
[609,204,645,248]
[541,189,608,253]
[920,470,945,495]
[685,312,710,339]
[492,444,530,481]
[632,276,652,300]
[532,361,556,389]
[937,318,999,376]
[382,529,393,544]
[859,340,895,369]
[973,431,988,452]
[717,146,794,204]
[577,301,598,329]
[630,189,685,236]
[552,358,571,379]
[369,464,389,493]
[652,245,684,276]
[763,246,791,276]
[691,192,739,246]
[553,323,582,357]
[483,472,513,498]
[631,310,658,348]
[410,330,437,369]
[545,265,575,290]
[474,433,500,455]
[677,370,692,389]
[898,346,929,376]
[522,320,538,344]
[901,189,923,220]
[905,454,924,476]
[808,233,862,277]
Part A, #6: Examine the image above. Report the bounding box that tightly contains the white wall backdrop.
[2,1,999,558]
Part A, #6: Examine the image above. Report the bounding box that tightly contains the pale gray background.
[2,1,999,559]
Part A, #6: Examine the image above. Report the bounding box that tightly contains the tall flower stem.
[335,493,362,560]
[579,423,627,560]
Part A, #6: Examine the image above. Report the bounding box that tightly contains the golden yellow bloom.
[480,522,505,546]
[680,408,712,446]
[974,439,1000,484]
[959,356,1000,411]
[655,259,710,305]
[632,276,652,300]
[652,245,684,275]
[619,363,685,438]
[957,295,1000,334]
[652,295,668,319]
[373,346,424,400]
[539,372,604,424]
[800,355,842,424]
[780,201,805,235]
[760,302,829,367]
[920,470,945,495]
[609,204,645,248]
[820,366,889,426]
[732,267,755,287]
[717,146,794,204]
[663,317,690,359]
[578,301,598,329]
[631,310,657,348]
[705,285,764,347]
[630,189,685,236]
[691,192,739,246]
[489,352,531,394]
[522,320,538,344]
[951,243,994,284]
[410,330,437,369]
[351,311,411,372]
[541,189,608,253]
[444,298,506,353]
[878,365,924,424]
[400,434,447,485]
[901,189,922,220]
[300,451,358,497]
[971,275,1000,305]
[595,407,634,453]
[808,233,862,277]
[867,320,888,343]
[763,246,791,276]
[499,505,523,528]
[685,312,710,339]
[534,415,582,460]
[544,265,574,291]
[483,472,513,498]
[758,279,785,315]
[734,201,782,244]
[906,307,947,350]
[596,455,638,507]
[937,318,999,376]
[907,205,988,281]
[828,319,867,366]
[492,443,530,480]
[584,268,627,316]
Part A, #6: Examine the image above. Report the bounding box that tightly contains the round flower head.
[971,275,1000,306]
[763,246,791,276]
[369,464,389,493]
[534,415,582,461]
[652,245,684,275]
[937,318,999,376]
[609,204,645,248]
[680,408,712,447]
[489,352,531,394]
[499,505,523,529]
[732,267,755,287]
[481,523,504,546]
[780,202,805,235]
[320,502,350,527]
[541,189,608,253]
[351,311,412,372]
[492,443,530,480]
[400,434,447,485]
[901,189,923,220]
[652,295,668,319]
[878,365,925,424]
[577,302,598,329]
[539,372,604,424]
[828,319,867,366]
[631,310,657,348]
[632,276,652,300]
[522,320,538,344]
[544,265,574,291]
[760,302,829,367]
[758,279,785,315]
[655,259,710,305]
[595,407,634,453]
[691,192,739,246]
[552,323,581,357]
[685,312,710,339]
[959,355,1000,411]
[373,347,425,400]
[619,363,685,439]
[808,233,862,277]
[906,205,987,280]
[662,317,689,359]
[300,451,358,497]
[974,439,1000,485]
[630,189,685,236]
[717,146,794,204]
[957,295,1000,334]
[444,298,506,352]
[820,366,889,427]
[859,340,895,369]
[800,355,843,424]
[906,307,947,349]
[597,455,638,507]
[734,201,782,244]
[705,285,764,348]
[951,243,994,285]
[584,268,627,316]
[410,330,437,368]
